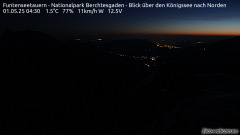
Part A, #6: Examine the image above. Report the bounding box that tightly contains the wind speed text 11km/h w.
[78,8,123,14]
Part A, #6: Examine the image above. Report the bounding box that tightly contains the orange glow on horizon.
[156,32,240,36]
[126,32,240,36]
[117,30,240,36]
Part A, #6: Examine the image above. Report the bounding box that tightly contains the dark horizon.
[1,29,237,43]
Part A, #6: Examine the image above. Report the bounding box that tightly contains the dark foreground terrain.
[1,30,240,135]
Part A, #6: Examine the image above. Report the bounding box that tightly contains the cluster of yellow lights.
[118,54,126,57]
[157,44,181,49]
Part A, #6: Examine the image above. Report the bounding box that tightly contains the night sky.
[1,0,240,39]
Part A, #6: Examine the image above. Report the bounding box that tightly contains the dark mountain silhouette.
[212,36,240,46]
[167,36,240,74]
[0,30,151,135]
[0,29,57,45]
[205,36,240,58]
[0,30,58,60]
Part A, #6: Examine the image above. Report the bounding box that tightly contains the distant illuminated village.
[75,38,206,68]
